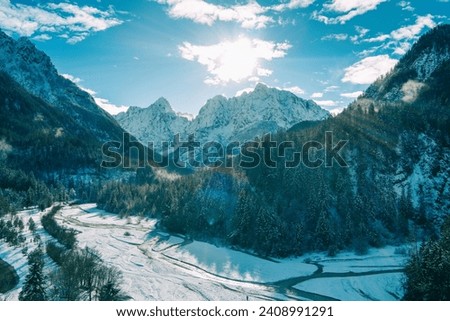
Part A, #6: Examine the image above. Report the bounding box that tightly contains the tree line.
[19,246,129,301]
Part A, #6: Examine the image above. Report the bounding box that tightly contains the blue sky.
[1,0,449,115]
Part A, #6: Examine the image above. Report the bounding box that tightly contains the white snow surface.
[295,273,404,301]
[1,204,409,301]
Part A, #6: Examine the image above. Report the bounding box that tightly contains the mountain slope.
[364,24,450,103]
[0,30,124,141]
[0,71,102,173]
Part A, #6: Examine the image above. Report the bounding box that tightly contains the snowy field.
[1,204,408,301]
[294,273,404,301]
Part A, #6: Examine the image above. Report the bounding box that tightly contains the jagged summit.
[152,97,174,113]
[115,97,190,148]
[253,82,270,92]
[115,84,330,149]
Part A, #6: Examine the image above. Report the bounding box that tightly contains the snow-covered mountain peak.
[199,95,228,113]
[253,82,270,92]
[151,97,173,113]
[238,83,306,106]
[115,84,330,151]
[205,95,228,106]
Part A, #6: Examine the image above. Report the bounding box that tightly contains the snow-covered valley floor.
[1,204,407,301]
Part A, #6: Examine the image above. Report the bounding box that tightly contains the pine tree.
[28,217,36,232]
[19,248,46,301]
[98,266,129,301]
[403,216,450,300]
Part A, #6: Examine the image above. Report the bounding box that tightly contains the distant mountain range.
[115,83,330,151]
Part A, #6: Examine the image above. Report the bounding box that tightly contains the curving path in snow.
[1,204,407,301]
[51,204,407,301]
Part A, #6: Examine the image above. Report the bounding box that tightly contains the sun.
[216,37,258,83]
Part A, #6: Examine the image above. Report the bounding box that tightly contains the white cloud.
[350,26,370,43]
[357,47,380,57]
[257,68,273,77]
[325,85,339,92]
[340,91,363,98]
[0,0,122,43]
[179,36,291,85]
[93,97,129,115]
[313,0,387,24]
[391,15,436,41]
[329,107,345,115]
[342,55,398,85]
[358,15,436,56]
[157,0,272,29]
[177,112,194,121]
[369,15,436,43]
[61,73,128,115]
[363,34,390,43]
[364,15,436,56]
[397,1,414,11]
[313,100,336,107]
[235,87,255,96]
[280,85,305,96]
[32,34,52,41]
[61,73,82,83]
[393,42,411,55]
[311,92,323,98]
[321,33,348,41]
[322,0,384,13]
[271,0,316,11]
[157,0,314,29]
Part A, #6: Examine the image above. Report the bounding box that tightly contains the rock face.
[115,83,330,149]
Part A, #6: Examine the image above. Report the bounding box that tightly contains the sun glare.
[217,37,258,83]
[179,36,290,85]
